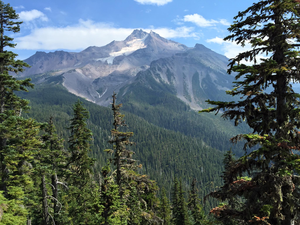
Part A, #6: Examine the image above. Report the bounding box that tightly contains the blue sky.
[7,0,258,60]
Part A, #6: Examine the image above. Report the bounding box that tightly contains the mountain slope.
[114,43,234,110]
[18,84,224,211]
[19,29,235,111]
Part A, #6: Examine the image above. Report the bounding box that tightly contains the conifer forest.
[1,0,300,224]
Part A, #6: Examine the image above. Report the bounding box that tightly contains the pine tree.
[0,2,39,223]
[0,0,32,194]
[187,179,206,225]
[98,162,127,225]
[200,0,300,224]
[5,117,42,224]
[207,151,240,225]
[0,190,27,224]
[172,178,190,225]
[40,117,67,225]
[106,93,162,224]
[158,188,172,225]
[67,100,96,224]
[106,93,135,197]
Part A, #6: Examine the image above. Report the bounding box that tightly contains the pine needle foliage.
[106,93,162,224]
[200,0,300,224]
[67,100,96,224]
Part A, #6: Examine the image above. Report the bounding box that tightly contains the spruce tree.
[67,100,96,224]
[0,190,27,224]
[0,0,32,194]
[98,162,127,225]
[0,3,39,223]
[206,151,240,225]
[106,93,162,224]
[158,188,172,225]
[172,178,190,225]
[187,179,206,225]
[39,117,67,225]
[201,0,300,224]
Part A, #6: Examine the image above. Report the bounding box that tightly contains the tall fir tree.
[187,178,206,225]
[67,100,97,224]
[106,93,162,224]
[158,188,172,225]
[0,0,32,195]
[39,117,67,225]
[172,178,190,225]
[200,0,300,224]
[207,151,240,225]
[0,3,43,224]
[98,162,128,225]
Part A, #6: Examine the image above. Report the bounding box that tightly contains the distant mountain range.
[20,29,234,110]
[17,29,248,201]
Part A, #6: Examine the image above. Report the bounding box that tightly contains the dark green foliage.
[106,93,162,224]
[188,179,206,225]
[18,84,224,213]
[106,93,135,195]
[158,188,172,225]
[40,117,67,225]
[68,100,94,177]
[201,0,300,224]
[66,100,97,224]
[98,162,127,225]
[172,178,190,225]
[206,151,240,225]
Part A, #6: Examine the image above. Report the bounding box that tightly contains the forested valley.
[2,0,300,224]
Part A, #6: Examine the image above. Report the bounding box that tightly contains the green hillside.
[18,84,242,211]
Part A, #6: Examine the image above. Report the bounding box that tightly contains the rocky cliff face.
[20,29,233,110]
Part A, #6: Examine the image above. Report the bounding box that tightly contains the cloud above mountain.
[15,19,197,50]
[183,14,230,27]
[134,0,172,6]
[19,9,48,22]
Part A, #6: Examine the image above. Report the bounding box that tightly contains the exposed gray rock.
[19,29,232,110]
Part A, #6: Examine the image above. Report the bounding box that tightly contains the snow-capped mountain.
[20,29,233,110]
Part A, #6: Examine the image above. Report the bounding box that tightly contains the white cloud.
[134,0,172,6]
[151,26,198,39]
[19,9,48,22]
[15,19,196,50]
[184,14,218,27]
[219,19,230,26]
[207,37,251,59]
[183,14,230,27]
[44,7,52,12]
[206,37,225,45]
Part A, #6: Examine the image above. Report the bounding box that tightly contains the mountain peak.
[125,29,148,42]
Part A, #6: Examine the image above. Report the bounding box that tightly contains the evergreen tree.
[39,117,67,225]
[0,2,40,223]
[106,93,162,224]
[0,0,32,195]
[158,188,171,225]
[0,191,27,225]
[206,151,240,225]
[98,162,127,225]
[106,93,135,197]
[67,100,96,224]
[172,178,190,225]
[187,179,206,225]
[200,0,300,224]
